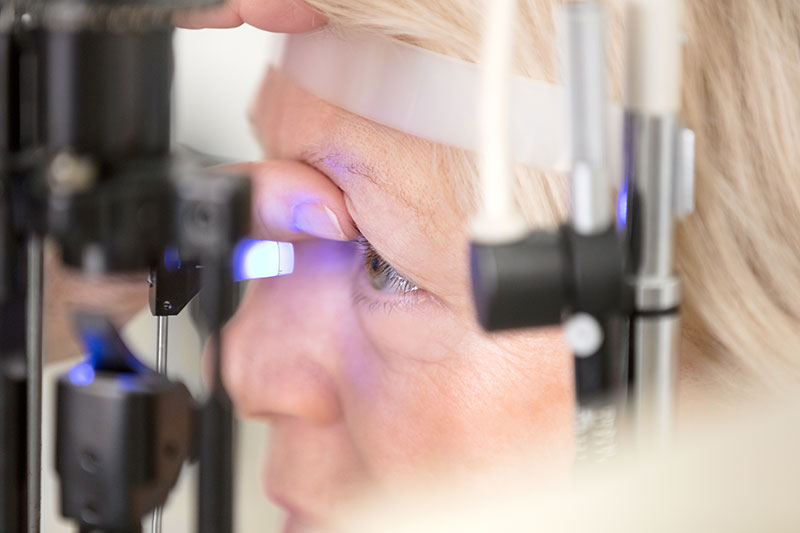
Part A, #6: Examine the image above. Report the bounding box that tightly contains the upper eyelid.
[302,146,428,222]
[302,151,433,291]
[302,149,383,187]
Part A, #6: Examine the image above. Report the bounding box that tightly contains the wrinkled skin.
[220,34,574,533]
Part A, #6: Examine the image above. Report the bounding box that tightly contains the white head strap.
[280,28,622,174]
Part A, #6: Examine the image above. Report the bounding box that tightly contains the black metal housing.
[565,227,622,316]
[573,315,626,405]
[0,354,26,533]
[56,315,195,532]
[39,29,173,159]
[470,226,623,330]
[39,25,176,272]
[470,231,568,330]
[567,228,625,404]
[56,371,195,531]
[48,159,174,271]
[470,226,625,406]
[150,257,202,317]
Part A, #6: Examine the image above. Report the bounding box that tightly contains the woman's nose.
[221,239,354,424]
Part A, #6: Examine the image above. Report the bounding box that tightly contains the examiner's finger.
[175,0,326,32]
[217,160,359,242]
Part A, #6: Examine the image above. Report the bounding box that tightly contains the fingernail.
[291,202,348,240]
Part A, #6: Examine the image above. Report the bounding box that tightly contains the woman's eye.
[357,237,419,294]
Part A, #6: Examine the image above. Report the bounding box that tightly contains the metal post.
[156,316,168,373]
[150,315,169,533]
[562,2,623,464]
[563,1,612,236]
[26,235,43,533]
[621,0,684,453]
[623,113,681,451]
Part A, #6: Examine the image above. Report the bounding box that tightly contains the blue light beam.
[617,178,629,232]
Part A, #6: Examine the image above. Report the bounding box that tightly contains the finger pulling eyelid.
[291,202,348,241]
[299,153,446,297]
[244,159,359,242]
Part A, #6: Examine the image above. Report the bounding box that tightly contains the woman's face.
[222,67,575,531]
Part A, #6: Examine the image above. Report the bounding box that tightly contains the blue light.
[164,246,182,271]
[617,178,629,231]
[83,331,107,369]
[232,240,294,282]
[79,324,150,374]
[68,362,95,386]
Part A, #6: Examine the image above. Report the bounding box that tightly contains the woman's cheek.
[353,301,471,370]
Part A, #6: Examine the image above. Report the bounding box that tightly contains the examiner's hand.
[218,160,359,242]
[175,0,326,33]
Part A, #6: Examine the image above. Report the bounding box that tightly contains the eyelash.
[355,237,419,295]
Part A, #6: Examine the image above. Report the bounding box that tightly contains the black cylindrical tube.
[198,385,234,533]
[0,30,17,153]
[39,27,176,272]
[198,260,234,533]
[573,315,626,406]
[0,356,27,533]
[39,28,173,160]
[470,232,569,330]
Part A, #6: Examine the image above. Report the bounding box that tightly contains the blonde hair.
[303,0,800,392]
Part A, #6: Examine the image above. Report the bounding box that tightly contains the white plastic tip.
[564,313,604,357]
[233,240,295,282]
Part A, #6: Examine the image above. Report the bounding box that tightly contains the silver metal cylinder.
[156,315,168,374]
[150,315,169,533]
[150,506,163,533]
[563,2,612,235]
[631,314,680,451]
[623,112,681,450]
[26,236,44,533]
[623,113,679,282]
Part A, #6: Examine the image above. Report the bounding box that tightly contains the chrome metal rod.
[26,236,43,533]
[631,314,680,450]
[150,506,163,533]
[151,315,169,533]
[623,113,678,279]
[563,1,612,235]
[156,316,168,374]
[623,112,681,450]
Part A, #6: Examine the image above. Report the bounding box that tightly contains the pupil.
[371,257,380,271]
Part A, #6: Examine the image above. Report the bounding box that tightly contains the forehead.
[253,67,471,227]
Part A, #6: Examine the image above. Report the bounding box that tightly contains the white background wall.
[174,25,283,162]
